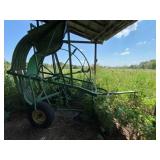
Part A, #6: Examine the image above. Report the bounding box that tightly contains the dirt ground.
[4,110,126,140]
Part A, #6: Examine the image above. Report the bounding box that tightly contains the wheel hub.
[32,110,47,125]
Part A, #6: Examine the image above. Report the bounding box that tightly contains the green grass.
[94,67,156,139]
[4,62,156,139]
[96,67,156,109]
[96,67,155,97]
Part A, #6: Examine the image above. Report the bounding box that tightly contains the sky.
[4,20,156,67]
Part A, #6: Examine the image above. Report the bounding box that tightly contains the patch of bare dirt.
[4,111,126,140]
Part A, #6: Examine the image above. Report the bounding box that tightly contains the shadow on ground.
[4,111,126,140]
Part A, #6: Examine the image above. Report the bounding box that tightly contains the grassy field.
[4,62,156,139]
[96,67,155,98]
[94,67,156,139]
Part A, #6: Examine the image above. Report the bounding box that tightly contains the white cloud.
[136,41,147,45]
[115,48,131,56]
[114,21,139,38]
[120,51,130,56]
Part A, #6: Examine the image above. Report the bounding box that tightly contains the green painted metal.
[27,54,42,76]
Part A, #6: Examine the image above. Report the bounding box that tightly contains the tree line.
[5,59,156,70]
[129,59,156,69]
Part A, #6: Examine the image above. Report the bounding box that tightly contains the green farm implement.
[8,20,137,128]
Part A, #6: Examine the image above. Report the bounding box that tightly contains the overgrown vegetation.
[95,67,156,139]
[4,61,26,120]
[4,61,156,139]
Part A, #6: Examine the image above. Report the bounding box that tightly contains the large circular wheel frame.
[28,102,55,128]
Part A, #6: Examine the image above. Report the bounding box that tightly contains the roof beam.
[63,40,102,44]
[69,21,99,35]
[92,21,117,41]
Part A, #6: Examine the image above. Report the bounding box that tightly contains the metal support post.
[94,43,97,77]
[67,30,73,85]
[52,54,57,73]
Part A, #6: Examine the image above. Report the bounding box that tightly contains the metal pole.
[63,40,102,44]
[33,46,41,77]
[54,53,65,83]
[67,30,73,85]
[52,54,56,73]
[94,43,97,77]
[36,20,39,27]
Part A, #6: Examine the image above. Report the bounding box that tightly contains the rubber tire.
[28,102,55,128]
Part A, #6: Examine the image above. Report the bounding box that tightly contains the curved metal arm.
[59,45,92,80]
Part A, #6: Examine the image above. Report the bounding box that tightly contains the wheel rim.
[32,110,47,125]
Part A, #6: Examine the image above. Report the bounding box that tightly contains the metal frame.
[8,20,137,111]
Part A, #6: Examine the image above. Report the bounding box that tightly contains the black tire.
[28,102,55,128]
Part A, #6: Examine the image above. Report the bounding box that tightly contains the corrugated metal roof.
[40,20,137,43]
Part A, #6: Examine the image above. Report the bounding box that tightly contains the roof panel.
[68,20,137,43]
[40,20,137,43]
